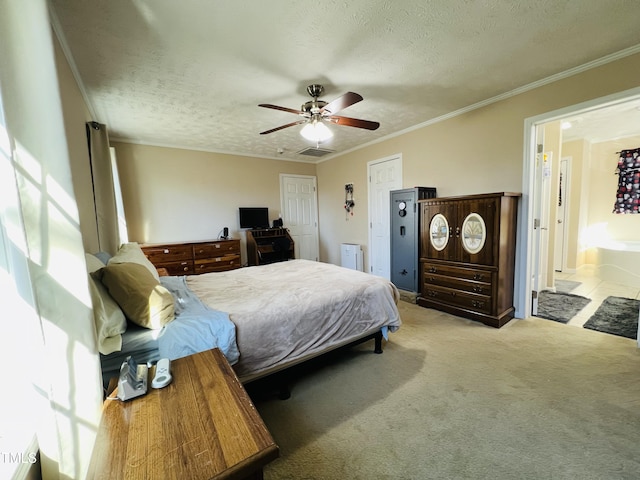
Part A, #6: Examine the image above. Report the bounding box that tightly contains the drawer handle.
[473,273,484,281]
[163,249,169,254]
[428,266,437,273]
[471,300,485,309]
[182,266,189,272]
[473,286,483,293]
[427,290,437,297]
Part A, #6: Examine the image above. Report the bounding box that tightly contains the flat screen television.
[239,207,270,229]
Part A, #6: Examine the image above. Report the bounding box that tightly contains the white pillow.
[85,253,127,355]
[108,242,160,281]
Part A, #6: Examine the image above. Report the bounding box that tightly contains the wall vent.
[297,147,335,157]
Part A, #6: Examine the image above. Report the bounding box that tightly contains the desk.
[87,349,278,479]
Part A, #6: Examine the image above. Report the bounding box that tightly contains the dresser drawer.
[421,284,492,315]
[194,240,240,259]
[143,245,192,264]
[422,269,492,295]
[422,262,493,284]
[194,255,241,274]
[161,260,195,276]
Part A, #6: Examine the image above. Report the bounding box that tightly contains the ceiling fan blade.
[320,92,363,115]
[329,115,380,130]
[260,119,308,135]
[258,103,303,115]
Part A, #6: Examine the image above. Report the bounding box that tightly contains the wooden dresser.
[142,239,241,275]
[417,192,520,328]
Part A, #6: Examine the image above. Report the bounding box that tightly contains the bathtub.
[593,240,640,288]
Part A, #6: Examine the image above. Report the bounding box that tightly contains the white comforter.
[186,259,401,380]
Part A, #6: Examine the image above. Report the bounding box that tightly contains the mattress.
[186,259,401,380]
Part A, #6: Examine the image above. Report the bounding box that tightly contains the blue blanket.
[158,276,239,365]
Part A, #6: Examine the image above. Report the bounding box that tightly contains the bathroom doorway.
[518,87,640,339]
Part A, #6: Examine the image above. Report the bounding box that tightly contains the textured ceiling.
[49,0,640,162]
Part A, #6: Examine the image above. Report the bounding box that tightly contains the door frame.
[367,154,402,278]
[516,86,640,319]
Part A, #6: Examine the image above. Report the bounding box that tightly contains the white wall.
[0,2,103,479]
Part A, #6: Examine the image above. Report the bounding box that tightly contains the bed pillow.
[96,262,175,330]
[93,251,112,265]
[84,253,127,355]
[108,242,160,281]
[85,252,106,274]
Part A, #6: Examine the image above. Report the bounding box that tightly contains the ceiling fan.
[259,84,380,142]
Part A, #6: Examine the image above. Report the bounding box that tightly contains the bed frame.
[240,330,384,399]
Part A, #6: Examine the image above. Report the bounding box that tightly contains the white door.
[554,157,569,272]
[539,151,553,291]
[368,155,402,278]
[280,174,319,261]
[530,129,547,316]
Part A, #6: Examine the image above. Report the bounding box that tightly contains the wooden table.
[87,349,279,479]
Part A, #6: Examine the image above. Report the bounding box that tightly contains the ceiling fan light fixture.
[300,118,333,143]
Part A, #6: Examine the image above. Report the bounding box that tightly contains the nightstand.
[87,348,278,479]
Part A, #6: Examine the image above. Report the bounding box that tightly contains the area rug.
[583,296,640,340]
[555,279,581,293]
[535,291,591,324]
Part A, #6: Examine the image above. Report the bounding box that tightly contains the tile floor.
[554,268,640,327]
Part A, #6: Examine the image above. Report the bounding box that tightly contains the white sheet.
[186,259,401,380]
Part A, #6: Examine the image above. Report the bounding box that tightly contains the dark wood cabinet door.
[456,197,496,266]
[421,201,458,261]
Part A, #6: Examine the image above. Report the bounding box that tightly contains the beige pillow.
[96,262,175,329]
[85,253,127,354]
[108,242,160,281]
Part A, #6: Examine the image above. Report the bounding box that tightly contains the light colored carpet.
[251,301,640,480]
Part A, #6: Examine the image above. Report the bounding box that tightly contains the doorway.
[518,86,640,330]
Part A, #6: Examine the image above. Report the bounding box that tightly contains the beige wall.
[559,134,640,270]
[588,135,640,242]
[561,139,589,269]
[317,53,640,268]
[112,142,316,261]
[53,33,97,253]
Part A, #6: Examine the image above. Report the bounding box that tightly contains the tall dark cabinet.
[417,192,520,328]
[390,187,437,292]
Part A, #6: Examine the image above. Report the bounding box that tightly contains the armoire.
[417,192,520,328]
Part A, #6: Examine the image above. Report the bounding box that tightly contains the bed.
[89,243,401,391]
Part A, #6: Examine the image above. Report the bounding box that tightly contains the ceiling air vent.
[297,147,335,158]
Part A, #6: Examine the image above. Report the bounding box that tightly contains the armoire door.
[456,197,496,266]
[421,201,457,261]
